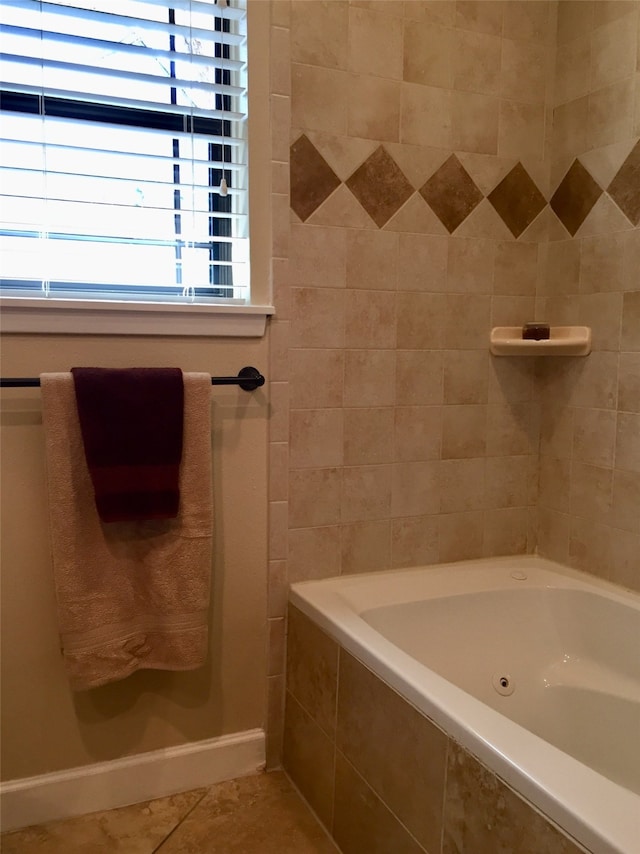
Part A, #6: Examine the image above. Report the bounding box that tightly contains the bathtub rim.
[288,554,639,854]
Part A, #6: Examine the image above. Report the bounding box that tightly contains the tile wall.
[284,605,586,854]
[266,0,639,767]
[536,0,640,589]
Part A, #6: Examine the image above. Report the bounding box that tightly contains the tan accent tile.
[616,412,640,472]
[441,405,487,459]
[287,605,339,737]
[0,790,206,854]
[451,91,500,155]
[396,292,447,349]
[395,405,442,461]
[484,455,530,509]
[439,458,485,512]
[443,744,585,854]
[290,287,345,349]
[396,350,445,405]
[344,349,397,407]
[347,76,402,143]
[488,163,547,238]
[347,230,399,291]
[291,64,348,135]
[345,290,397,349]
[455,0,504,35]
[346,147,413,226]
[401,82,452,148]
[619,353,640,413]
[290,349,344,410]
[420,154,483,233]
[391,460,441,516]
[384,192,450,235]
[444,350,489,404]
[343,407,395,465]
[288,525,342,582]
[438,510,484,561]
[590,10,638,91]
[341,464,393,522]
[391,514,440,567]
[494,241,538,296]
[307,184,378,230]
[283,694,336,829]
[336,651,447,853]
[501,39,547,105]
[498,101,546,161]
[341,520,392,574]
[622,291,640,350]
[398,233,449,291]
[443,294,492,349]
[447,237,495,294]
[290,223,346,288]
[403,20,454,88]
[290,136,342,222]
[291,0,348,69]
[486,402,538,455]
[349,5,404,80]
[453,29,501,95]
[333,752,426,854]
[503,1,551,43]
[607,139,640,225]
[588,77,635,149]
[289,467,342,528]
[483,507,529,556]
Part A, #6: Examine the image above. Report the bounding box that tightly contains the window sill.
[0,297,275,337]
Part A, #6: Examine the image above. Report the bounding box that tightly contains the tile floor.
[1,771,340,853]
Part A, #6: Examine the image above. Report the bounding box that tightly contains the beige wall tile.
[622,291,640,350]
[438,510,484,561]
[447,237,496,293]
[572,351,619,410]
[397,292,447,349]
[443,294,492,349]
[270,441,289,502]
[345,289,397,348]
[404,20,454,88]
[439,458,485,512]
[537,506,571,564]
[394,405,443,460]
[451,91,500,154]
[590,10,638,91]
[341,520,392,573]
[290,223,347,288]
[454,29,502,95]
[616,412,640,472]
[344,407,395,465]
[290,408,344,469]
[391,460,441,516]
[290,287,345,348]
[268,559,288,618]
[538,453,572,512]
[347,229,399,290]
[444,350,489,404]
[579,232,626,293]
[498,101,546,160]
[484,507,529,555]
[503,1,551,43]
[391,514,440,567]
[557,0,595,45]
[336,650,447,853]
[401,83,452,148]
[270,499,289,560]
[486,402,539,455]
[579,292,623,351]
[292,63,349,134]
[572,407,618,467]
[348,75,402,142]
[288,525,342,582]
[341,464,393,522]
[587,77,635,149]
[551,95,589,158]
[289,467,342,528]
[554,34,591,106]
[441,404,487,458]
[271,25,292,96]
[455,0,504,35]
[484,455,530,508]
[396,349,445,405]
[344,349,397,407]
[290,349,344,409]
[349,5,404,79]
[403,1,456,26]
[398,233,449,291]
[494,241,539,296]
[618,353,640,412]
[491,295,536,327]
[291,0,348,69]
[570,461,614,521]
[501,39,548,104]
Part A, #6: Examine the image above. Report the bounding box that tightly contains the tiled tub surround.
[284,555,640,854]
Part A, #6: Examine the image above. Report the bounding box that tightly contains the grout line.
[151,788,210,853]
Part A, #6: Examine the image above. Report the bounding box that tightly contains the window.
[0,0,272,335]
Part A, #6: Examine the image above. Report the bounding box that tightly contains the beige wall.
[536,0,640,589]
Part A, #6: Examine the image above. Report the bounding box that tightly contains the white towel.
[41,372,213,691]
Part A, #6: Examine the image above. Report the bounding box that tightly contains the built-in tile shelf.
[490,327,592,357]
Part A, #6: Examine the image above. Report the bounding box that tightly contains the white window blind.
[0,0,249,305]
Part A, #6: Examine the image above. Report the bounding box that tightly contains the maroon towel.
[71,368,184,523]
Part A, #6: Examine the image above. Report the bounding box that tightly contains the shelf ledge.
[490,326,592,356]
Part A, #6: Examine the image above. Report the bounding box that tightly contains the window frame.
[0,0,274,337]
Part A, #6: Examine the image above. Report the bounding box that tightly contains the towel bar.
[0,366,265,392]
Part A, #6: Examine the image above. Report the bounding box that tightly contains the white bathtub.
[289,555,640,854]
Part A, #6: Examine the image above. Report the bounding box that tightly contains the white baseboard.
[0,728,265,833]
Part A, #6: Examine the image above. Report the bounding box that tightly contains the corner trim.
[0,728,265,832]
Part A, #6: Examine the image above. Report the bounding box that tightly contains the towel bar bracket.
[0,367,266,391]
